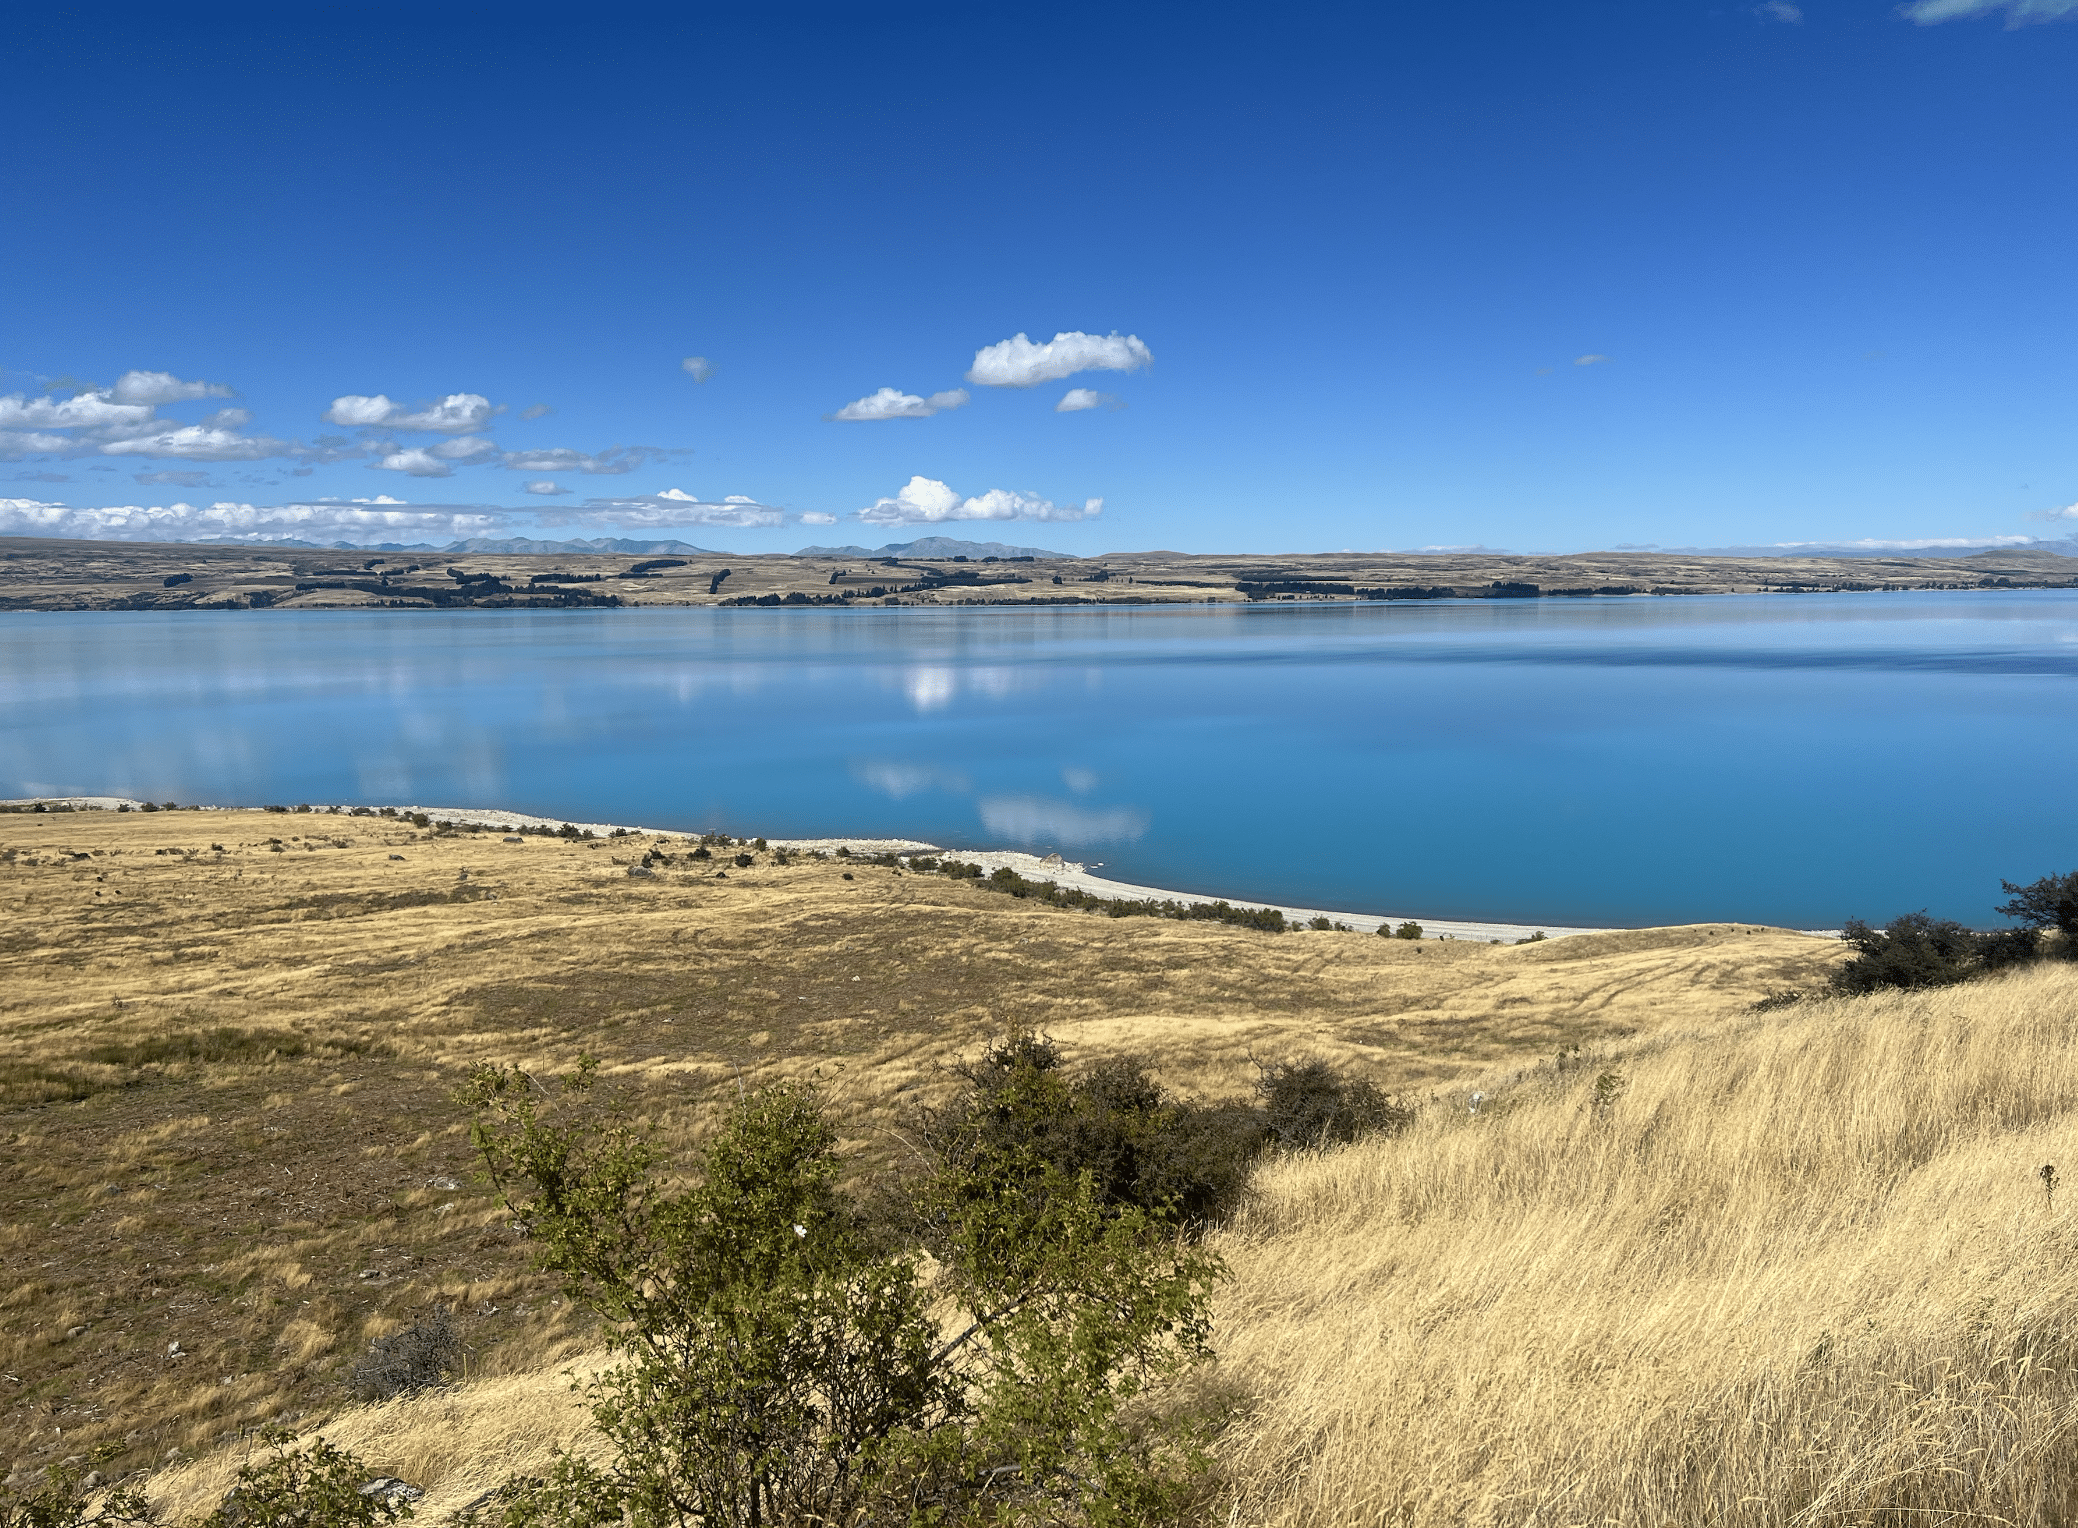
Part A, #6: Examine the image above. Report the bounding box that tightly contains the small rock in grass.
[359,1477,425,1505]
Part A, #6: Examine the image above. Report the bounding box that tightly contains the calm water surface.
[4,592,2075,929]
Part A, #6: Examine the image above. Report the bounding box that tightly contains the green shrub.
[1386,921,1423,940]
[0,1448,150,1528]
[1831,913,1983,994]
[1998,871,2078,959]
[462,1059,1221,1527]
[919,1036,1263,1230]
[205,1430,411,1527]
[1254,1057,1413,1148]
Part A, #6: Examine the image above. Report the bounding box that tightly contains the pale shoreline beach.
[2,794,1782,944]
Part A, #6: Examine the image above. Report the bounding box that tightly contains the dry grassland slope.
[1,809,1845,1512]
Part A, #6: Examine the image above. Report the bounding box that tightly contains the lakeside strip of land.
[3,533,2073,612]
[5,795,1633,943]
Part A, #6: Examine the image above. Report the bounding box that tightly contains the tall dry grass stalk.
[1212,961,2078,1527]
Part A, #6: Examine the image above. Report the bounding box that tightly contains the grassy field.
[0,807,1847,1512]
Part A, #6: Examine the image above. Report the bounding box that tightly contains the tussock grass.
[0,810,1846,1501]
[1212,960,2078,1526]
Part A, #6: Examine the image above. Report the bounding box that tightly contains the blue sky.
[3,0,2075,555]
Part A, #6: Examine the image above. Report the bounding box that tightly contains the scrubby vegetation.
[451,1043,1283,1528]
[1831,870,2075,994]
[886,855,1291,933]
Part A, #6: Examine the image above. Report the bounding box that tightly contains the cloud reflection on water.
[978,794,1149,847]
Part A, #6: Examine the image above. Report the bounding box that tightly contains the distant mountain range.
[792,535,1070,559]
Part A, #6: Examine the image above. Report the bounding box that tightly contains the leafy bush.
[1998,870,2078,958]
[732,852,754,868]
[462,1060,1221,1528]
[1831,913,1985,994]
[0,1448,150,1528]
[1253,1057,1413,1148]
[205,1430,411,1527]
[351,1304,461,1400]
[919,1036,1264,1230]
[1387,921,1422,940]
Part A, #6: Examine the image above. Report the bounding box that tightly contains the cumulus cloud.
[1900,0,2078,22]
[0,495,503,545]
[2029,502,2078,521]
[523,480,570,496]
[519,403,554,421]
[109,370,236,406]
[799,511,837,524]
[682,356,716,383]
[1754,1,1803,19]
[559,488,784,529]
[1574,354,1612,366]
[323,392,498,433]
[0,373,300,465]
[372,447,455,478]
[829,387,970,422]
[1056,388,1122,413]
[966,331,1152,388]
[857,475,1102,526]
[498,445,663,475]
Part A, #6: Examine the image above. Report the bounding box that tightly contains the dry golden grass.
[1213,959,2078,1526]
[1,808,1845,1507]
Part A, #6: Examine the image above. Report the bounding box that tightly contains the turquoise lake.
[3,591,2074,929]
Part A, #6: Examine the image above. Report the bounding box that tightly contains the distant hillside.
[794,535,1069,559]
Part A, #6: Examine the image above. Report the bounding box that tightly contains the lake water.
[3,592,2074,930]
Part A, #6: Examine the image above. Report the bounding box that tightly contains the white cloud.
[430,435,499,463]
[0,495,502,544]
[857,475,1102,526]
[323,392,498,433]
[96,421,291,461]
[523,480,571,496]
[1755,1,1803,20]
[0,392,157,433]
[519,403,554,421]
[323,394,398,427]
[109,370,236,406]
[1900,0,2078,22]
[966,331,1152,388]
[829,387,970,421]
[499,445,660,475]
[1056,388,1121,413]
[2028,503,2078,521]
[135,470,211,487]
[682,356,715,383]
[558,488,784,529]
[372,447,455,478]
[799,511,838,524]
[1574,354,1612,366]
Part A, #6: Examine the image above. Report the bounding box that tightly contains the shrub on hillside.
[0,1449,150,1528]
[205,1430,412,1527]
[1998,870,2078,959]
[462,1060,1221,1528]
[1831,913,1985,994]
[351,1304,460,1400]
[1254,1057,1414,1148]
[919,1036,1266,1229]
